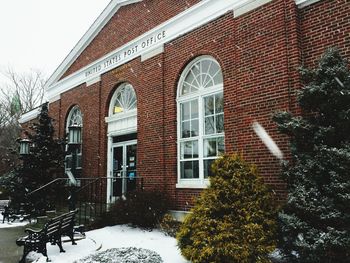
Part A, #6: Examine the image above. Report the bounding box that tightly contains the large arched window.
[177,56,224,186]
[109,83,137,116]
[66,105,83,170]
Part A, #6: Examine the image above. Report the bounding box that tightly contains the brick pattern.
[61,0,201,79]
[45,0,350,211]
[300,0,350,65]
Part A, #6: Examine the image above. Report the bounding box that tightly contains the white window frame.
[176,56,224,188]
[108,82,137,118]
[65,105,83,171]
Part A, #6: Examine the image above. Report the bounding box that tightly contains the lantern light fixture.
[20,139,31,155]
[68,125,82,145]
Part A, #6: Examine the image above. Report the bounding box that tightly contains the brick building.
[19,0,350,215]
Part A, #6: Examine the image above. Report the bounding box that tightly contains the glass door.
[111,140,137,198]
[126,143,137,193]
[112,145,123,197]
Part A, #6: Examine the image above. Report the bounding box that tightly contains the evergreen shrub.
[159,214,182,237]
[177,154,278,263]
[94,189,169,229]
[274,47,350,262]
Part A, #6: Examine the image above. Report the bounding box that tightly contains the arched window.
[67,106,83,127]
[109,83,137,116]
[177,56,224,186]
[66,105,83,170]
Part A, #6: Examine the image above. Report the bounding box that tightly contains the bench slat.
[16,210,79,263]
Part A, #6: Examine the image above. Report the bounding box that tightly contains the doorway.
[110,140,137,201]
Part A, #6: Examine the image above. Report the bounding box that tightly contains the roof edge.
[45,0,142,89]
[18,107,41,124]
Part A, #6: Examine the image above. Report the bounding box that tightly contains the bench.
[16,210,79,263]
[0,200,10,223]
[1,201,32,223]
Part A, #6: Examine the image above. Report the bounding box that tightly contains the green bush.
[177,154,278,263]
[93,190,169,229]
[125,190,169,228]
[159,213,182,237]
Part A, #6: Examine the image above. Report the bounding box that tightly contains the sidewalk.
[0,226,26,263]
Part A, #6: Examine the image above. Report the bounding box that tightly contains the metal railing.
[25,176,144,228]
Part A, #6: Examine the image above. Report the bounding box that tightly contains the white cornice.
[18,107,41,124]
[295,0,321,8]
[45,0,142,89]
[46,0,310,100]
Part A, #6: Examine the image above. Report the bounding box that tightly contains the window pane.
[181,161,199,179]
[192,64,201,82]
[112,83,137,115]
[214,71,223,85]
[216,114,224,133]
[218,137,225,155]
[193,141,198,158]
[204,96,214,116]
[204,159,215,178]
[215,93,224,113]
[181,141,193,159]
[182,121,191,138]
[76,154,82,168]
[181,102,190,121]
[204,79,214,89]
[205,116,215,135]
[128,97,137,110]
[65,156,72,170]
[182,82,191,95]
[204,138,217,157]
[181,141,199,159]
[201,59,211,74]
[209,62,219,76]
[185,70,195,86]
[191,119,199,137]
[191,100,198,118]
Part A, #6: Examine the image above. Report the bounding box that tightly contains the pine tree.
[177,154,277,263]
[274,48,350,262]
[1,103,65,214]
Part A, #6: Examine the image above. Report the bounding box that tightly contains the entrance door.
[111,140,137,200]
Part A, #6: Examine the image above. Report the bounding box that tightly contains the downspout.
[283,0,293,112]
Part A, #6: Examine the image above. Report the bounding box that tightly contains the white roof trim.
[18,107,41,124]
[45,0,142,89]
[46,0,313,101]
[295,0,321,8]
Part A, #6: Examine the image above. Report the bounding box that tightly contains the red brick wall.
[61,0,201,79]
[164,0,300,209]
[46,0,350,211]
[300,0,350,66]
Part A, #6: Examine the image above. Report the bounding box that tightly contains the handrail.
[27,176,143,196]
[27,178,68,196]
[75,176,143,194]
[23,175,144,226]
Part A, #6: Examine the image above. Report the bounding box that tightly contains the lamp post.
[19,139,31,155]
[67,125,82,210]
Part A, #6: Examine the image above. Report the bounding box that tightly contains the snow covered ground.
[28,225,188,263]
[1,212,188,262]
[0,214,28,228]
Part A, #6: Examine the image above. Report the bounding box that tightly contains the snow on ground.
[0,214,29,228]
[32,225,189,263]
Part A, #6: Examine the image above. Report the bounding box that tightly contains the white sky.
[0,0,111,84]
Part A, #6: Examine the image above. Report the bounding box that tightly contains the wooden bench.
[0,200,10,223]
[16,210,79,263]
[1,201,32,223]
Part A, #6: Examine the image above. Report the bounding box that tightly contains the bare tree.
[0,68,46,177]
[0,68,46,119]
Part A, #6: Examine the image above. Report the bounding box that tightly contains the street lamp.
[20,139,31,155]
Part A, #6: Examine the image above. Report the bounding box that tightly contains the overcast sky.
[0,0,111,84]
